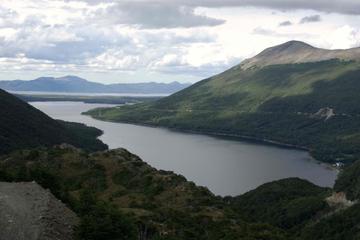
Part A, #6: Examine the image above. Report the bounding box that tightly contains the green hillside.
[0,89,107,154]
[0,146,288,240]
[86,42,360,164]
[1,145,359,239]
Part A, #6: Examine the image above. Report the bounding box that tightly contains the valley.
[31,101,337,196]
[2,40,360,239]
[2,1,360,238]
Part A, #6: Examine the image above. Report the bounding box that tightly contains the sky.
[0,0,360,84]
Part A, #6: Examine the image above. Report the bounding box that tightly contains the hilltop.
[240,40,360,69]
[85,41,360,164]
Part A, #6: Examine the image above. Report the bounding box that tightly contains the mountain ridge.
[0,76,191,94]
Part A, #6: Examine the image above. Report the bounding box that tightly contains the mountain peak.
[264,40,315,53]
[254,41,316,60]
[33,76,87,82]
[240,40,360,69]
[277,40,314,48]
[56,75,87,82]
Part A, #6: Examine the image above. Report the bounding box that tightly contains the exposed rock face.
[240,40,360,69]
[0,182,78,240]
[326,192,355,209]
[312,107,335,121]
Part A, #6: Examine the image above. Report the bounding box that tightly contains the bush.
[76,189,137,240]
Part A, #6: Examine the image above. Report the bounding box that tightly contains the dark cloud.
[96,2,225,29]
[84,0,360,15]
[188,0,360,15]
[299,15,322,24]
[279,20,292,27]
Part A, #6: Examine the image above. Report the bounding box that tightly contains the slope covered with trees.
[0,89,107,154]
[85,41,360,164]
[1,145,359,239]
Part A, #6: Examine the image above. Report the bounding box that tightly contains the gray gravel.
[0,182,79,240]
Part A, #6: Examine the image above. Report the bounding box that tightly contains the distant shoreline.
[84,114,308,150]
[9,90,170,97]
[15,93,163,105]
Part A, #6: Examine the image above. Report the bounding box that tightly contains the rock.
[0,182,79,240]
[326,192,355,209]
[311,107,335,121]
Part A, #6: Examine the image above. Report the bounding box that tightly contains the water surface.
[31,101,337,196]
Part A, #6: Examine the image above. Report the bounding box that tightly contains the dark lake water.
[31,101,337,196]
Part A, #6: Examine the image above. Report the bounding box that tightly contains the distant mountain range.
[86,40,360,164]
[0,76,191,94]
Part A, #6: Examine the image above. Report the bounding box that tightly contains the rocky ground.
[0,182,78,240]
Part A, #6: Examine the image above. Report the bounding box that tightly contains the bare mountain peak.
[278,40,314,48]
[259,41,315,56]
[240,40,360,69]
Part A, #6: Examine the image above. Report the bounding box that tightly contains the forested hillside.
[86,41,360,164]
[1,146,359,239]
[0,89,107,154]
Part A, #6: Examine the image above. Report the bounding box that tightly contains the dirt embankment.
[0,182,78,240]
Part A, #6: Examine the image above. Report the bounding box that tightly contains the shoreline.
[84,113,340,172]
[84,114,309,150]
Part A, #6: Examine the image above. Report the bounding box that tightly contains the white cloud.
[0,1,360,83]
[324,25,360,49]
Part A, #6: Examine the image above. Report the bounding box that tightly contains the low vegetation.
[1,145,360,239]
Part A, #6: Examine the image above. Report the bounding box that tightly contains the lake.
[31,101,338,196]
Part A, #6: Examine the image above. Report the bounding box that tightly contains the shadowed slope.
[0,89,107,154]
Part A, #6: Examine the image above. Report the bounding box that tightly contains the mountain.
[85,41,360,164]
[0,76,191,94]
[240,40,360,69]
[0,89,107,154]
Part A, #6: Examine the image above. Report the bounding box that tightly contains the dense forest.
[0,89,107,154]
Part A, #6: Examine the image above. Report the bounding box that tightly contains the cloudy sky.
[0,0,360,83]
